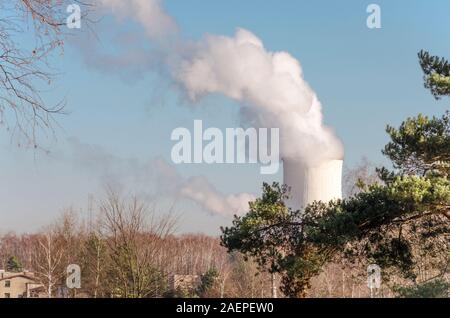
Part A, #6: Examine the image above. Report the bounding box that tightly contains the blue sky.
[1,0,449,234]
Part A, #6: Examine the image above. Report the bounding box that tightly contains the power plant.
[283,159,343,210]
[100,0,346,216]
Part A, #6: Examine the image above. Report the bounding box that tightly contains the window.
[4,293,10,298]
[4,280,11,288]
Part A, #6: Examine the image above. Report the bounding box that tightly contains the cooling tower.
[283,159,343,210]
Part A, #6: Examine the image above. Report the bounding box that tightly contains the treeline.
[0,189,278,298]
[0,188,378,298]
[2,154,446,298]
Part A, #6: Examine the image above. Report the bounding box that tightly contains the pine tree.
[6,256,23,273]
[418,50,450,99]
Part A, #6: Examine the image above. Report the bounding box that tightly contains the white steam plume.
[99,0,344,165]
[174,29,344,164]
[95,0,343,216]
[180,176,255,217]
[99,0,178,39]
[63,138,253,217]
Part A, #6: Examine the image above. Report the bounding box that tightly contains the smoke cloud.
[63,138,254,217]
[180,176,255,217]
[92,1,344,216]
[174,29,343,164]
[99,0,344,165]
[99,0,178,40]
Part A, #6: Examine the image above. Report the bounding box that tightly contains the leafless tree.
[0,0,92,146]
[343,157,380,198]
[32,228,65,298]
[99,188,177,298]
[82,222,107,298]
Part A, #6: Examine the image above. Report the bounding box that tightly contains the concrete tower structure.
[283,159,343,210]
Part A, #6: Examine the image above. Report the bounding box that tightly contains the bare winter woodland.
[0,161,394,298]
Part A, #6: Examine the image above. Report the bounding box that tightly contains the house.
[0,270,45,298]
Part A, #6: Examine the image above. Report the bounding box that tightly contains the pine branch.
[418,50,450,99]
